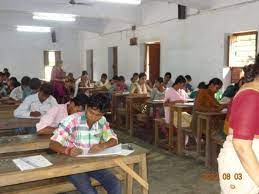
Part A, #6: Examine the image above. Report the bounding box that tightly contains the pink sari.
[51,67,66,103]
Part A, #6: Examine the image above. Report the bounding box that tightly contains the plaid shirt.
[51,112,117,148]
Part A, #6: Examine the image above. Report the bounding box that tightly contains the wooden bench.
[0,172,124,194]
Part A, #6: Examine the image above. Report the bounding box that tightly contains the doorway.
[108,46,118,79]
[86,49,93,81]
[145,42,160,84]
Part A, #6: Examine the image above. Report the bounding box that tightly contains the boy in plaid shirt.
[49,94,121,194]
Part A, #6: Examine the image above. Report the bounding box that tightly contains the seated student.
[14,83,58,118]
[29,78,42,95]
[185,75,194,93]
[130,72,152,95]
[36,94,89,135]
[65,72,75,96]
[129,73,139,91]
[6,77,20,95]
[221,77,244,104]
[9,76,31,102]
[95,73,111,90]
[191,78,228,137]
[49,94,121,194]
[150,77,165,101]
[74,71,91,97]
[164,75,188,124]
[189,82,207,99]
[163,72,174,88]
[0,72,7,97]
[3,71,10,85]
[114,75,128,92]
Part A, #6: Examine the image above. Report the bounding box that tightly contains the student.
[0,72,7,97]
[65,72,75,96]
[129,72,139,92]
[130,72,152,95]
[191,78,228,136]
[29,78,42,95]
[115,75,128,92]
[14,83,58,118]
[185,75,193,93]
[221,77,244,103]
[96,73,109,88]
[189,82,207,99]
[164,72,174,88]
[9,76,31,102]
[49,94,121,194]
[74,71,91,97]
[150,77,165,101]
[36,94,88,135]
[218,62,259,194]
[164,75,188,124]
[3,71,10,84]
[7,77,20,95]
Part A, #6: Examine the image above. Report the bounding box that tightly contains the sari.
[51,66,66,103]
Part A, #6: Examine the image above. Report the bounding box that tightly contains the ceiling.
[0,0,254,34]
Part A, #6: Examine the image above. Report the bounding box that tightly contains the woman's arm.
[233,139,259,186]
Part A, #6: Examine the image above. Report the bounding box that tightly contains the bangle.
[64,147,71,155]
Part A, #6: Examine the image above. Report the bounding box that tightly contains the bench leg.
[126,164,134,194]
[139,154,148,194]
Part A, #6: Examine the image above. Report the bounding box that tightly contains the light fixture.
[33,12,76,22]
[96,0,141,5]
[17,25,51,33]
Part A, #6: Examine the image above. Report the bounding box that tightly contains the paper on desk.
[13,155,52,171]
[77,144,134,157]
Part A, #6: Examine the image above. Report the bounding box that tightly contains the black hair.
[3,68,8,72]
[133,73,139,77]
[72,94,89,109]
[164,72,172,78]
[243,63,259,83]
[21,76,31,86]
[9,77,18,83]
[39,83,52,96]
[139,72,146,79]
[0,72,4,77]
[112,75,120,81]
[119,75,125,82]
[197,82,207,89]
[82,71,88,76]
[208,78,223,87]
[101,73,108,79]
[185,75,192,81]
[4,72,10,78]
[29,78,41,90]
[173,75,186,86]
[88,94,109,113]
[157,77,164,83]
[68,72,73,76]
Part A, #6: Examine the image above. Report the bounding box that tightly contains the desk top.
[126,95,149,99]
[174,102,194,107]
[0,143,148,187]
[0,118,40,130]
[146,100,164,104]
[196,110,227,116]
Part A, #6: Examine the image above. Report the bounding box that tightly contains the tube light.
[17,25,51,33]
[33,12,76,22]
[97,0,141,5]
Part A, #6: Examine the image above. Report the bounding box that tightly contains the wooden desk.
[0,134,50,154]
[111,93,129,127]
[0,104,19,111]
[146,100,164,118]
[196,111,227,167]
[170,103,193,153]
[0,144,149,194]
[0,118,40,130]
[126,95,149,136]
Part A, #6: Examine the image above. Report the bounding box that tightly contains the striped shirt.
[51,112,117,148]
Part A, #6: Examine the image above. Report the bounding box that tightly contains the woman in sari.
[51,60,66,103]
[218,62,259,194]
[191,78,227,136]
[130,72,151,95]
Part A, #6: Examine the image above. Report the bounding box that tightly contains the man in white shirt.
[74,71,91,97]
[9,76,31,102]
[164,72,174,88]
[14,83,58,118]
[95,73,111,90]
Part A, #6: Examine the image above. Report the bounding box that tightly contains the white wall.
[0,27,83,80]
[81,1,259,88]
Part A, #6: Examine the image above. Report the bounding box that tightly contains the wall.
[81,1,259,88]
[0,27,83,80]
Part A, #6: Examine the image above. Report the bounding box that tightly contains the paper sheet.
[78,144,134,157]
[13,155,53,171]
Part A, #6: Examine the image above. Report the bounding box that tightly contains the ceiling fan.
[68,0,94,6]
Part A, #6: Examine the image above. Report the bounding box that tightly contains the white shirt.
[74,77,91,97]
[9,86,23,101]
[166,80,174,88]
[14,93,58,118]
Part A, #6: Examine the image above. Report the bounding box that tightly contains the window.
[43,50,61,81]
[228,31,257,67]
